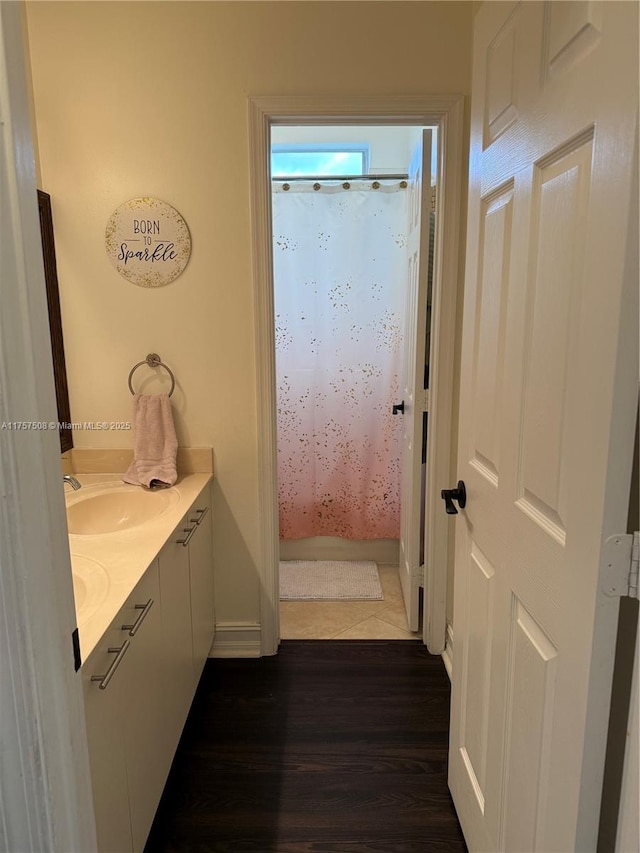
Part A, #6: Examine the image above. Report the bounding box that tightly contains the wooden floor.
[146,640,468,852]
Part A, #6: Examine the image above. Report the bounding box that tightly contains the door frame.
[247,95,465,656]
[0,5,96,850]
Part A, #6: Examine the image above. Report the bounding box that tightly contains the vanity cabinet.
[118,564,168,852]
[83,561,164,853]
[158,484,214,741]
[83,482,215,853]
[158,511,197,755]
[82,621,131,853]
[186,487,215,683]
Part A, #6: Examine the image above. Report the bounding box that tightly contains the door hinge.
[602,532,639,600]
[422,389,430,413]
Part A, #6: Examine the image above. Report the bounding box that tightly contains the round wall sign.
[105,197,191,287]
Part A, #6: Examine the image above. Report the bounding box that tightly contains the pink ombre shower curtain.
[273,179,408,540]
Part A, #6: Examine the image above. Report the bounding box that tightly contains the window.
[271,143,369,178]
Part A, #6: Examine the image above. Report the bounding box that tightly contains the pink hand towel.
[123,394,178,489]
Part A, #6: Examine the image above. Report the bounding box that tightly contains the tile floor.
[279,564,420,640]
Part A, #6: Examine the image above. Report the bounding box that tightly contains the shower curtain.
[273,178,408,540]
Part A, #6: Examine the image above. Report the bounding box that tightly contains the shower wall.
[280,535,400,564]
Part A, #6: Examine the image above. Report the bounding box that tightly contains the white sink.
[70,554,110,623]
[67,487,179,535]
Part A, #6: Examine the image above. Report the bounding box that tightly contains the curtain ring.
[342,182,351,189]
[400,180,408,189]
[282,183,290,191]
[372,181,380,189]
[313,182,321,191]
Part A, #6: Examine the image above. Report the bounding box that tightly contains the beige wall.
[26,1,472,629]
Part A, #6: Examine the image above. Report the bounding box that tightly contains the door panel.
[458,541,495,810]
[470,184,513,487]
[501,598,558,853]
[450,2,638,850]
[517,136,592,543]
[398,129,432,632]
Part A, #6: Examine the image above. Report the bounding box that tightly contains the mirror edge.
[37,189,73,454]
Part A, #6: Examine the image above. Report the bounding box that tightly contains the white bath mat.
[279,560,383,601]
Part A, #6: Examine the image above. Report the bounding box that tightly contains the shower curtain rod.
[272,173,409,182]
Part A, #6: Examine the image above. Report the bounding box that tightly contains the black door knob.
[392,401,405,415]
[441,480,466,515]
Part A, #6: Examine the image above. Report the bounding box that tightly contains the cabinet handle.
[91,640,131,690]
[190,506,209,526]
[176,525,197,547]
[122,598,154,636]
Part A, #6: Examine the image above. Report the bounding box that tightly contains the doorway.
[271,125,433,640]
[247,95,465,656]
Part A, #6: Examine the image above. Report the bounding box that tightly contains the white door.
[398,129,432,631]
[449,3,638,851]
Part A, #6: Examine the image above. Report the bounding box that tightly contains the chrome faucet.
[63,474,81,491]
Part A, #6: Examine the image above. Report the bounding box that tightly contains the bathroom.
[270,123,435,640]
[9,8,473,845]
[23,1,471,658]
[2,2,631,849]
[13,5,471,840]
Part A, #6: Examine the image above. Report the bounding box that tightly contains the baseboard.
[442,623,453,681]
[210,622,262,658]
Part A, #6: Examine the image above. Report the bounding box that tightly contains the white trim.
[248,98,280,657]
[442,623,454,681]
[423,96,464,655]
[248,94,465,657]
[0,5,96,850]
[211,622,262,658]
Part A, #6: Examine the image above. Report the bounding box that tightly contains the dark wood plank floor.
[145,640,468,852]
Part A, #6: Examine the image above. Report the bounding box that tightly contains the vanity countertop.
[66,472,212,661]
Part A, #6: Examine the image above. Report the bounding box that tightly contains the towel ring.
[128,353,176,397]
